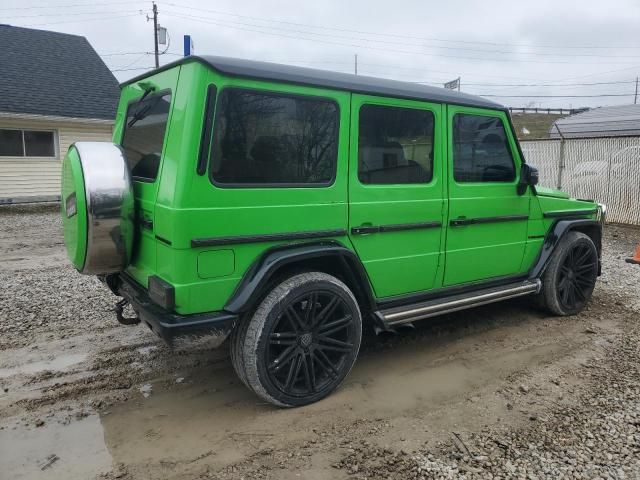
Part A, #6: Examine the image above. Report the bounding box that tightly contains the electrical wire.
[0,1,146,10]
[18,12,142,27]
[480,93,635,98]
[4,8,142,19]
[164,11,640,66]
[162,1,640,51]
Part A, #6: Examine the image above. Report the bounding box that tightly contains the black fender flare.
[528,219,602,279]
[224,241,376,314]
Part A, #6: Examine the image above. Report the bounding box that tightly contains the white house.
[0,25,120,204]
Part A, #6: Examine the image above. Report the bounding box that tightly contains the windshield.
[121,92,172,182]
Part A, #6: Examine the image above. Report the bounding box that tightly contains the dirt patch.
[1,205,639,479]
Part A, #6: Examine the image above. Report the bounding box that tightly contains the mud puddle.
[96,317,571,478]
[0,353,88,379]
[0,414,111,480]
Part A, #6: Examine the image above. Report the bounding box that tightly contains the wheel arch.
[224,241,376,316]
[529,219,602,279]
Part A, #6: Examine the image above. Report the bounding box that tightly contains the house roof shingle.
[0,25,120,120]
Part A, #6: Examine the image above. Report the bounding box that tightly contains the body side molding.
[449,214,529,227]
[192,229,347,248]
[351,221,441,235]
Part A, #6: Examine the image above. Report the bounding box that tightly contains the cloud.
[4,0,639,108]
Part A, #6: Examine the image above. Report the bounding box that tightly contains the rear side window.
[452,113,515,183]
[121,92,172,182]
[358,104,434,185]
[210,89,338,186]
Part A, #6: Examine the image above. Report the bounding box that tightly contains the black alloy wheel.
[265,290,357,398]
[556,242,598,311]
[231,272,362,407]
[540,231,599,316]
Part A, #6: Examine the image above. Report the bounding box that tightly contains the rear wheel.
[540,231,599,316]
[230,272,362,407]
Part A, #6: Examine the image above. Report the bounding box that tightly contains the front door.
[444,106,530,286]
[348,94,446,298]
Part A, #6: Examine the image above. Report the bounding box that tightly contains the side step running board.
[378,280,541,327]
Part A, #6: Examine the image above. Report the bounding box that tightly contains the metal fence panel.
[520,136,640,225]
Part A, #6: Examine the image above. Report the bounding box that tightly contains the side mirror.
[518,164,539,195]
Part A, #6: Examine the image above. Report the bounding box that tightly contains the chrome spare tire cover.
[61,141,134,275]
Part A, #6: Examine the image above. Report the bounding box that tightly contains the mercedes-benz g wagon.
[62,56,605,407]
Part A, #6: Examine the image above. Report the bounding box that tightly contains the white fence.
[520,136,640,225]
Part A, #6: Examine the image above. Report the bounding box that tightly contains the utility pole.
[354,54,358,75]
[152,2,159,68]
[635,76,638,105]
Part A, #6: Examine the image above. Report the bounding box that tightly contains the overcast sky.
[4,0,640,108]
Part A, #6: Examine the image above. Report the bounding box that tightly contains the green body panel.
[535,186,570,199]
[443,106,530,286]
[348,94,446,298]
[61,145,88,270]
[102,61,599,316]
[115,67,181,288]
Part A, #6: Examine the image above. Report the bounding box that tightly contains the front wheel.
[231,272,362,407]
[539,231,599,316]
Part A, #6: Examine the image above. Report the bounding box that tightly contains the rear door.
[444,106,530,286]
[348,94,446,298]
[115,68,179,283]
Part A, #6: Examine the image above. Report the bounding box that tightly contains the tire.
[539,231,599,316]
[230,272,362,407]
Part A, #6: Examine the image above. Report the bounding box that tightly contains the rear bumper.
[114,274,237,344]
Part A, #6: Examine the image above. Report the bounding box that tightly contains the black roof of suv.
[123,55,503,110]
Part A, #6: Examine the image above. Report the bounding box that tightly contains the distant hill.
[511,113,567,140]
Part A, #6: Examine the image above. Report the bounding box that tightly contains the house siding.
[0,115,113,203]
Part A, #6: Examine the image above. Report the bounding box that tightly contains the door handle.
[351,225,379,235]
[450,217,473,227]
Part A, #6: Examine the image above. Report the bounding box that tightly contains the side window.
[358,104,434,185]
[121,92,172,182]
[210,89,338,186]
[452,113,515,183]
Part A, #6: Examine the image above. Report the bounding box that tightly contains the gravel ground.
[0,204,639,480]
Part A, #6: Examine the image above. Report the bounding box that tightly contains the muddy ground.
[0,204,639,480]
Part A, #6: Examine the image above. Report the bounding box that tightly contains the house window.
[0,129,56,158]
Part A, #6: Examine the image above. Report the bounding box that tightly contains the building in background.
[0,25,120,204]
[549,104,640,138]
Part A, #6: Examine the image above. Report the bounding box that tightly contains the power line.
[18,12,141,27]
[480,93,635,98]
[412,80,639,87]
[165,11,640,66]
[4,9,142,19]
[111,66,154,72]
[162,2,640,51]
[99,51,150,57]
[112,53,148,71]
[0,1,146,10]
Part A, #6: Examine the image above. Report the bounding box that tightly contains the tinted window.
[0,129,24,156]
[24,131,55,157]
[358,104,434,184]
[453,114,515,182]
[211,89,338,185]
[121,93,172,181]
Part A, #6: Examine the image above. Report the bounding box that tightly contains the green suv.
[61,56,605,407]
